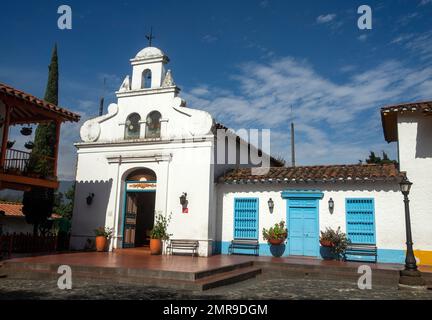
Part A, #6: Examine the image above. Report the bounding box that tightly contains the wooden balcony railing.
[1,149,56,179]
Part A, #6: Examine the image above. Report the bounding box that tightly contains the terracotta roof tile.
[0,201,60,219]
[381,100,432,142]
[381,101,432,114]
[219,163,405,184]
[0,82,80,122]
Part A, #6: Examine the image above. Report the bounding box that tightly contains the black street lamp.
[398,176,426,289]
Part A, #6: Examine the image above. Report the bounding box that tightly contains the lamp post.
[398,176,426,289]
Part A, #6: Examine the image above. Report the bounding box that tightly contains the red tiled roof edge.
[0,82,80,122]
[381,100,432,114]
[0,201,60,218]
[218,163,405,184]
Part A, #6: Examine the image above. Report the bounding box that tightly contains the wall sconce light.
[268,198,274,214]
[86,193,95,205]
[179,192,188,213]
[328,198,334,214]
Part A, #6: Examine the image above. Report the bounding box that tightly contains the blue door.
[287,199,319,257]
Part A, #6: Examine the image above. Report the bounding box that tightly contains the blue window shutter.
[234,198,259,239]
[345,198,376,244]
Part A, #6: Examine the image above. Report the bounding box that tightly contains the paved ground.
[1,276,431,300]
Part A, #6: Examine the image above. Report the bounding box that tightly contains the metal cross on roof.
[146,27,155,47]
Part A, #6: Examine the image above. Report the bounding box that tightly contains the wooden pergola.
[0,82,80,191]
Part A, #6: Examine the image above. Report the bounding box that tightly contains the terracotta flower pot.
[150,238,162,255]
[320,240,334,247]
[95,236,107,252]
[268,238,285,245]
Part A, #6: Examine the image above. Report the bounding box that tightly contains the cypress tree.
[22,44,59,235]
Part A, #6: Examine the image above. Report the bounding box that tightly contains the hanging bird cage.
[20,126,32,136]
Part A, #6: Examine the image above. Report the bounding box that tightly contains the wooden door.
[123,193,138,248]
[288,199,319,257]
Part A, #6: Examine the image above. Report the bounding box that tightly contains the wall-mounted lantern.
[180,192,188,213]
[86,193,95,205]
[268,198,274,214]
[328,198,334,214]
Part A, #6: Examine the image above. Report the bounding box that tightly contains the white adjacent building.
[71,46,432,266]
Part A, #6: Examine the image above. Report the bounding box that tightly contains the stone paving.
[0,276,431,300]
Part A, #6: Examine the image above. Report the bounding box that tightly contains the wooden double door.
[123,192,156,248]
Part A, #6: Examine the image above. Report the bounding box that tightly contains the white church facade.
[71,46,432,266]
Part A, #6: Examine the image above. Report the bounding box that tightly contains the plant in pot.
[150,212,172,255]
[262,220,288,245]
[319,227,350,260]
[94,227,113,252]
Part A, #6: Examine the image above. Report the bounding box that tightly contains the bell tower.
[130,47,169,90]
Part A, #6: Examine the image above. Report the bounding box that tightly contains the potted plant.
[319,227,350,260]
[150,212,172,255]
[262,220,288,245]
[93,227,113,252]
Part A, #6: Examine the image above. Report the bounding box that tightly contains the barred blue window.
[345,198,376,244]
[233,198,258,239]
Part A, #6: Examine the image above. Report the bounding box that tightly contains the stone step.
[3,259,255,282]
[4,263,261,291]
[0,263,6,278]
[195,266,262,290]
[255,261,432,287]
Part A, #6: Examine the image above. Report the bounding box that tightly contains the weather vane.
[146,27,155,47]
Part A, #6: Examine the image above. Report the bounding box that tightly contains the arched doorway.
[123,168,157,248]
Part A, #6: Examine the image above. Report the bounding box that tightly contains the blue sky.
[1,0,432,179]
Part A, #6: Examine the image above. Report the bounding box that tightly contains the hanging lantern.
[24,141,34,150]
[20,126,32,136]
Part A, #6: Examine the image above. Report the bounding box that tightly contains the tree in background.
[53,183,75,250]
[364,151,397,165]
[22,44,59,235]
[54,183,75,220]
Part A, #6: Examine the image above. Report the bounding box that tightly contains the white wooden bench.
[344,243,378,263]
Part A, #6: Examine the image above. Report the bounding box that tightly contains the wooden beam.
[53,120,61,174]
[0,181,31,192]
[0,173,59,189]
[1,95,71,123]
[0,102,11,167]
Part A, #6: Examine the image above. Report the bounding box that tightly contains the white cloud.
[391,31,432,62]
[316,14,336,24]
[358,34,368,42]
[183,55,432,166]
[202,34,218,43]
[420,0,432,6]
[259,0,269,8]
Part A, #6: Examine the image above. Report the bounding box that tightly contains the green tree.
[365,151,397,165]
[22,44,59,235]
[54,183,75,220]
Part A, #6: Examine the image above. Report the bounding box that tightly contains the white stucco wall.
[397,113,432,251]
[71,138,215,256]
[217,182,406,260]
